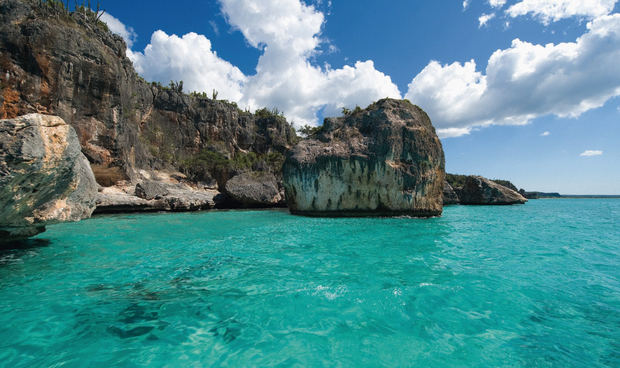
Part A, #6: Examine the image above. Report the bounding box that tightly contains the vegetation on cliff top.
[446,173,519,193]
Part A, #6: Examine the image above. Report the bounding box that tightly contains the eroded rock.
[443,181,460,205]
[96,184,220,213]
[455,176,527,205]
[224,172,283,207]
[283,99,445,217]
[0,114,97,241]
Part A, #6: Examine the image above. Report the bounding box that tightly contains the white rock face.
[0,114,98,241]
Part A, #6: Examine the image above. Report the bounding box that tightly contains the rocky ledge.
[283,99,445,217]
[95,183,222,214]
[0,114,97,242]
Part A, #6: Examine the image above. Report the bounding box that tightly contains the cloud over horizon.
[405,14,620,137]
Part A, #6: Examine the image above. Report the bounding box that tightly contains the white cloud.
[217,0,400,125]
[406,14,620,137]
[580,150,603,156]
[506,0,618,24]
[541,131,550,136]
[489,0,507,8]
[479,13,496,27]
[100,13,137,47]
[463,0,471,10]
[124,0,400,126]
[128,31,246,102]
[439,128,473,138]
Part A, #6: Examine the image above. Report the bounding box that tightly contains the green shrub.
[445,173,468,189]
[298,124,323,137]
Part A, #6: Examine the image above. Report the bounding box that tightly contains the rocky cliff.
[0,114,97,241]
[446,175,527,205]
[0,0,296,202]
[442,181,459,205]
[283,99,445,217]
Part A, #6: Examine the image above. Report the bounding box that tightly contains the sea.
[0,199,618,367]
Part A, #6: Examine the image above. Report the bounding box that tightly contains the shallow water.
[0,199,618,367]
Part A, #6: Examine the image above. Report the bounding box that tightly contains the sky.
[98,0,620,194]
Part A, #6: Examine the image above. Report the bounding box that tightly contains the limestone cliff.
[0,0,296,195]
[452,176,527,205]
[442,181,459,205]
[0,114,97,241]
[283,99,445,217]
[445,174,527,205]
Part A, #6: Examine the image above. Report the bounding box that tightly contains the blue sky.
[99,0,620,194]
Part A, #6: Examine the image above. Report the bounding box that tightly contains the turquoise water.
[0,200,618,367]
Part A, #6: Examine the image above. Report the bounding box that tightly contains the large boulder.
[455,176,527,205]
[0,114,98,242]
[224,172,283,207]
[283,99,445,217]
[443,181,460,205]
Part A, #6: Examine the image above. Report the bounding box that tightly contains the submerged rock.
[224,172,283,207]
[0,114,97,241]
[443,181,460,205]
[455,176,527,205]
[283,99,445,217]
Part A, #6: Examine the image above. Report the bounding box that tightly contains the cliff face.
[0,0,296,188]
[283,99,445,217]
[446,175,527,205]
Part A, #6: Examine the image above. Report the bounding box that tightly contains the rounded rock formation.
[0,114,98,242]
[283,99,445,217]
[224,172,283,207]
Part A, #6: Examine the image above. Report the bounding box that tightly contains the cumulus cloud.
[580,150,603,156]
[506,0,618,24]
[115,0,620,137]
[128,31,246,102]
[541,131,551,136]
[406,14,620,137]
[479,13,496,27]
[218,0,401,125]
[123,0,400,126]
[100,13,137,47]
[489,0,507,8]
[463,0,471,10]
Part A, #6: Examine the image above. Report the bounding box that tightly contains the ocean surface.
[0,199,618,367]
